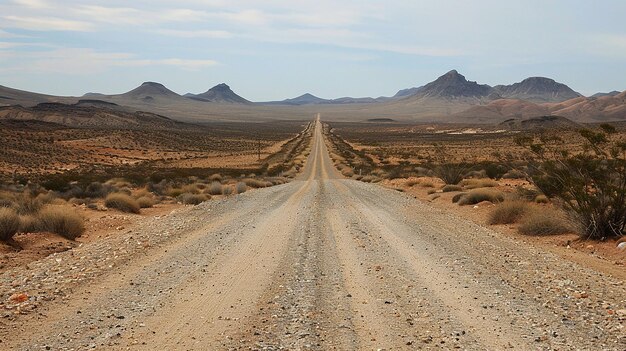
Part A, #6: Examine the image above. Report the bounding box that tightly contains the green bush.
[517,124,626,239]
[105,193,140,214]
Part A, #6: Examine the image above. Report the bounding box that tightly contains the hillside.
[494,77,581,102]
[498,115,581,130]
[0,102,185,129]
[185,83,250,104]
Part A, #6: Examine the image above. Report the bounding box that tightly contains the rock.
[617,242,626,251]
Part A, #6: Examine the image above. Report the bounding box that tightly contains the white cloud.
[2,15,94,31]
[156,29,233,39]
[12,0,50,9]
[0,47,218,74]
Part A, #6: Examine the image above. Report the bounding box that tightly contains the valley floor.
[0,120,624,350]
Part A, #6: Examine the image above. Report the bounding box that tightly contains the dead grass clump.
[13,195,43,215]
[442,184,463,192]
[222,186,234,196]
[461,178,499,190]
[458,189,504,206]
[518,211,572,236]
[341,167,355,177]
[405,179,419,187]
[488,201,531,225]
[0,207,20,241]
[418,179,435,188]
[37,206,85,240]
[180,184,200,194]
[166,187,184,198]
[502,169,526,179]
[243,178,266,188]
[18,214,38,233]
[136,196,156,208]
[105,178,132,189]
[235,182,247,194]
[178,193,208,205]
[535,195,549,204]
[105,193,140,214]
[452,192,467,203]
[208,181,224,195]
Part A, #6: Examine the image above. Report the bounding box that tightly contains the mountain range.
[0,70,624,124]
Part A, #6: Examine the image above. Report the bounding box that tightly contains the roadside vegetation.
[325,121,626,242]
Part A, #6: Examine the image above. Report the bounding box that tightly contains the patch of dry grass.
[461,178,499,190]
[37,206,85,240]
[488,201,531,225]
[105,193,140,214]
[518,210,572,236]
[0,207,20,241]
[458,189,504,206]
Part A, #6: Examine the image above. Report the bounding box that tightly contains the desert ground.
[0,118,624,350]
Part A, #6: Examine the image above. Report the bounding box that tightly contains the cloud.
[12,0,49,9]
[0,47,218,74]
[156,29,233,39]
[2,15,94,31]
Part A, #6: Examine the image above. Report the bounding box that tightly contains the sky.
[0,0,625,101]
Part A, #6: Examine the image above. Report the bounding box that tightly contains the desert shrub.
[415,167,432,177]
[518,211,571,236]
[13,195,43,215]
[405,179,419,187]
[418,179,435,188]
[516,124,626,239]
[458,189,504,206]
[465,170,487,179]
[452,192,467,203]
[136,196,155,208]
[235,182,247,194]
[105,178,132,189]
[166,187,184,197]
[105,193,140,214]
[180,184,200,194]
[482,162,509,180]
[515,186,542,201]
[0,207,20,241]
[18,214,38,233]
[535,195,549,204]
[243,178,266,188]
[85,182,116,198]
[461,178,499,189]
[208,181,223,195]
[37,206,85,240]
[502,169,526,179]
[488,201,531,225]
[132,188,151,199]
[442,184,463,192]
[222,186,234,196]
[178,193,208,205]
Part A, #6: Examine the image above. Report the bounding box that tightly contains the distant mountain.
[392,86,424,99]
[119,82,182,102]
[0,84,69,107]
[591,91,621,98]
[499,115,581,130]
[452,90,626,123]
[185,83,250,104]
[267,93,330,105]
[412,70,493,99]
[494,77,581,103]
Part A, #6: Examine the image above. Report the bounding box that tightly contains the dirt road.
[1,118,624,350]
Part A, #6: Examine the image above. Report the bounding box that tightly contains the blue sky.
[0,0,625,101]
